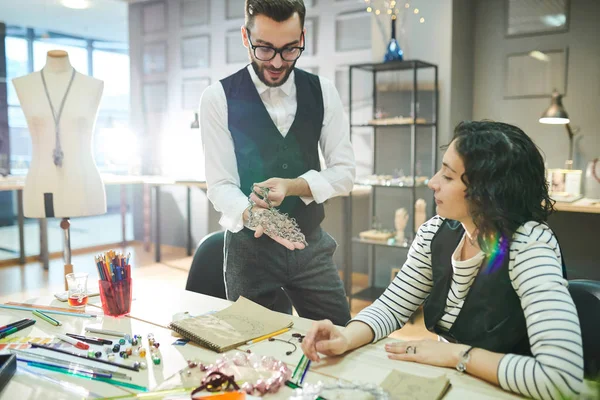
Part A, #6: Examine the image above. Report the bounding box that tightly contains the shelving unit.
[344,60,439,305]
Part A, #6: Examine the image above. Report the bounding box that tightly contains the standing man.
[200,0,355,326]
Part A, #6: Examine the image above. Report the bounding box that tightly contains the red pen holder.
[99,278,132,317]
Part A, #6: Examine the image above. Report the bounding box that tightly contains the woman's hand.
[301,320,351,362]
[385,339,469,369]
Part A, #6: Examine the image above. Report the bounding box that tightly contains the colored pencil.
[0,304,96,318]
[22,360,146,392]
[32,310,61,326]
[10,349,130,380]
[292,354,306,382]
[300,360,311,384]
[6,302,95,315]
[17,357,112,379]
[246,327,291,345]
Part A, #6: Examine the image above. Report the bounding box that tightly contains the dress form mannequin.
[13,50,107,288]
[394,208,408,242]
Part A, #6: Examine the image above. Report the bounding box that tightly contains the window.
[33,41,89,73]
[6,36,30,173]
[93,49,135,173]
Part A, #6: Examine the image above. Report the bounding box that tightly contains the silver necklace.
[41,68,76,167]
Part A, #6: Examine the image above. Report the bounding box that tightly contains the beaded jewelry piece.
[289,380,389,400]
[266,333,305,356]
[246,185,307,246]
[186,351,292,396]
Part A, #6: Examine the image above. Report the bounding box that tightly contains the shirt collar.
[247,64,295,97]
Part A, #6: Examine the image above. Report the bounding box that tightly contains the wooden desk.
[554,198,600,214]
[0,290,529,399]
[0,175,207,269]
[0,175,152,269]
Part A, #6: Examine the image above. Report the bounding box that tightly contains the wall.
[472,0,600,279]
[473,0,600,172]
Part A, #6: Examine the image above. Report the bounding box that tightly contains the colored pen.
[292,354,306,382]
[18,365,100,399]
[0,304,96,318]
[21,360,146,391]
[0,319,34,334]
[0,318,30,332]
[32,310,61,326]
[85,327,127,337]
[0,319,35,339]
[10,349,130,380]
[17,358,113,379]
[246,327,291,345]
[300,360,311,384]
[56,334,89,350]
[66,333,112,345]
[29,343,140,372]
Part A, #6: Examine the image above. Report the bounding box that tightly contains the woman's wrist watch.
[456,346,474,373]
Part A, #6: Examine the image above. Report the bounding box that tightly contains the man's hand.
[250,178,289,208]
[243,206,305,251]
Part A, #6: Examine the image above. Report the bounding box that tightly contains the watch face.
[457,362,467,372]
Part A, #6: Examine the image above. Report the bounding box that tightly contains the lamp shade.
[539,90,570,124]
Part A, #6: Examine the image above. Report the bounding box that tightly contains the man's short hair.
[245,0,306,30]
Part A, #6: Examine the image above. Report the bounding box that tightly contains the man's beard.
[251,59,296,88]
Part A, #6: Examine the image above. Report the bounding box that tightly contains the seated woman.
[301,121,584,400]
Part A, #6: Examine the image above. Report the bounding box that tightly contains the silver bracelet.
[456,346,474,373]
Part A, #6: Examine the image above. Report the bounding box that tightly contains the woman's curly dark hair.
[451,121,554,250]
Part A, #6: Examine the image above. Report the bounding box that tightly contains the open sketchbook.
[168,296,293,353]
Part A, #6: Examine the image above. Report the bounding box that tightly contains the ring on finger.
[405,345,416,354]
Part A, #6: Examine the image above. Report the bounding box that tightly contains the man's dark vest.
[220,67,324,234]
[423,219,532,355]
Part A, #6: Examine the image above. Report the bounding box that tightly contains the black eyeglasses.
[246,29,305,62]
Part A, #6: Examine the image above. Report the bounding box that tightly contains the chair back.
[186,231,227,299]
[186,231,293,315]
[568,279,600,378]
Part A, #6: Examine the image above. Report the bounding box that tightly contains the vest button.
[282,163,288,170]
[283,145,288,150]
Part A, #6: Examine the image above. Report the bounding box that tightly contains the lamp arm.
[565,123,575,167]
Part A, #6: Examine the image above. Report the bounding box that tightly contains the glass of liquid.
[66,273,89,307]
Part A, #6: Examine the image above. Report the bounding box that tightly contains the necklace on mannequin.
[40,67,76,167]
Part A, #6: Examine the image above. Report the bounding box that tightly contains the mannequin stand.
[60,218,73,290]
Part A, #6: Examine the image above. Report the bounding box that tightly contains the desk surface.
[554,198,600,214]
[0,289,529,400]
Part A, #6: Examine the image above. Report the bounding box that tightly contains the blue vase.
[384,18,403,62]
